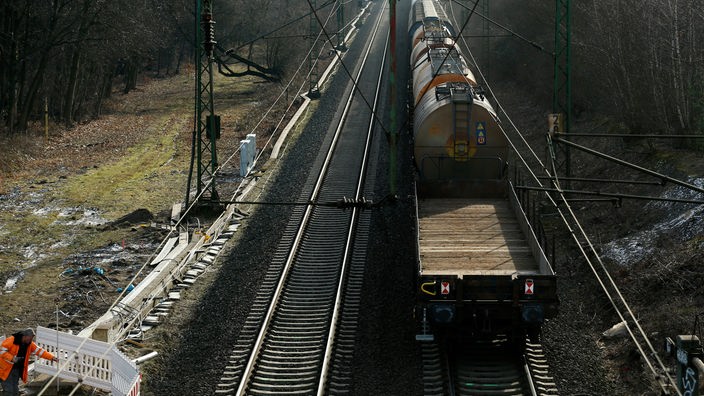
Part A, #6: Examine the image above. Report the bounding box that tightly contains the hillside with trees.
[469,0,704,141]
[3,1,702,139]
[0,0,349,135]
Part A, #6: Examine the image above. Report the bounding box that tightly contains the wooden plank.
[420,224,522,233]
[421,255,537,272]
[420,247,532,254]
[150,236,178,266]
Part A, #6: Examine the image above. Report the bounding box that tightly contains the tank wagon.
[409,0,558,341]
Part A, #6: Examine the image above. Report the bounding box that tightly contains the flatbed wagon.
[415,187,558,341]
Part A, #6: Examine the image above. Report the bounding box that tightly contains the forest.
[1,0,703,142]
[474,0,704,143]
[0,0,336,134]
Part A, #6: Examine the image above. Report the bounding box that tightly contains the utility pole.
[309,0,321,98]
[336,1,347,51]
[550,0,571,186]
[482,0,490,79]
[186,0,220,209]
[389,0,397,195]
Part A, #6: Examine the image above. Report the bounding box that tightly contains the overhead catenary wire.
[42,2,363,393]
[409,0,478,77]
[39,1,687,394]
[515,185,704,206]
[193,0,342,203]
[411,1,681,390]
[555,132,704,138]
[225,0,337,53]
[191,6,336,196]
[222,3,340,174]
[449,0,551,57]
[224,0,359,51]
[536,176,666,186]
[302,0,396,140]
[262,2,361,42]
[187,0,375,216]
[225,11,361,49]
[44,5,355,389]
[403,7,681,391]
[555,137,704,195]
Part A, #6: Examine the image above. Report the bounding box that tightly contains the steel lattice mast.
[308,0,320,98]
[186,0,220,209]
[336,1,347,50]
[550,0,571,184]
[389,0,397,195]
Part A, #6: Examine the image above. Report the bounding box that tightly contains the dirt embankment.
[0,70,271,338]
[493,80,704,395]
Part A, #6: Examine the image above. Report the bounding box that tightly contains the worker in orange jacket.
[0,328,57,396]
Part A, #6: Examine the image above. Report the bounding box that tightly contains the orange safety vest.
[0,336,55,383]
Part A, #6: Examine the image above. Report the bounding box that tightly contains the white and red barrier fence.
[34,326,140,395]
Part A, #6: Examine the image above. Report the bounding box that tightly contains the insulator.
[202,13,216,56]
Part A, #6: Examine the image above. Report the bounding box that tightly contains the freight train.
[408,0,558,342]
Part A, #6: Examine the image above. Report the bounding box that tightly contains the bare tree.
[0,0,364,135]
[488,0,704,141]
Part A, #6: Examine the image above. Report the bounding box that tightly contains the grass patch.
[0,70,282,337]
[51,73,263,220]
[0,212,55,246]
[57,117,189,220]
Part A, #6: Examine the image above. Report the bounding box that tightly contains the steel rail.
[422,336,559,396]
[233,7,387,396]
[317,12,389,395]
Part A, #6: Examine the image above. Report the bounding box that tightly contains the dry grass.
[0,69,273,335]
[0,134,44,191]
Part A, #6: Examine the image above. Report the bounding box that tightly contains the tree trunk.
[669,0,687,133]
[16,0,62,132]
[123,57,138,94]
[17,48,51,132]
[164,48,171,76]
[63,0,96,126]
[156,48,163,77]
[94,70,112,117]
[176,39,185,75]
[75,64,90,120]
[0,2,10,132]
[62,47,82,126]
[2,3,20,133]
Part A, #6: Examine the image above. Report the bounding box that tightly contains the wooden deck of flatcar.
[418,198,539,276]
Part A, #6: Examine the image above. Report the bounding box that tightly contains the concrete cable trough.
[78,205,247,343]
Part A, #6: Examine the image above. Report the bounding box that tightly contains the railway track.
[421,335,559,396]
[214,5,388,395]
